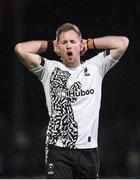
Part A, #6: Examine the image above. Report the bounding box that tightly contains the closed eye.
[61,41,67,44]
[61,40,77,44]
[70,40,76,43]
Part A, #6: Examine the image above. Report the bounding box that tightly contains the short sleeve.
[88,51,119,77]
[29,57,56,81]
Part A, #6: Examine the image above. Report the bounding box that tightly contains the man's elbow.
[15,43,23,55]
[119,36,129,52]
[15,43,27,62]
[111,37,129,60]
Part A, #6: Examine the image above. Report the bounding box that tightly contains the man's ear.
[80,40,86,56]
[80,40,84,52]
[54,41,60,56]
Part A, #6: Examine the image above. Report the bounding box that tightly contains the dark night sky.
[0,0,140,178]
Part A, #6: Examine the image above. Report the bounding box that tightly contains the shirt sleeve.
[88,51,119,77]
[29,57,51,81]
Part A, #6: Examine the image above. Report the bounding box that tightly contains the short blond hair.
[56,23,82,42]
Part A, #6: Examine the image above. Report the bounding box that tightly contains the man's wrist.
[47,40,54,51]
[87,38,97,50]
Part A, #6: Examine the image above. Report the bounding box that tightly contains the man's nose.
[66,42,71,48]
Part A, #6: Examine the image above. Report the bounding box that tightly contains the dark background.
[0,0,140,178]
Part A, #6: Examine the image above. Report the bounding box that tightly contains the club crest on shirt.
[84,67,90,76]
[48,163,54,175]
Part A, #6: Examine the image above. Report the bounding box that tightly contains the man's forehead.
[59,30,80,40]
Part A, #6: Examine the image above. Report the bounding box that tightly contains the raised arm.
[15,40,55,69]
[94,36,129,60]
[82,36,129,60]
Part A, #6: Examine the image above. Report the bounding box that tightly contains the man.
[15,23,129,178]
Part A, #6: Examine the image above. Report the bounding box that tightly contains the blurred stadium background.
[0,0,140,178]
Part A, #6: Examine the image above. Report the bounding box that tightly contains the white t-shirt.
[31,51,118,149]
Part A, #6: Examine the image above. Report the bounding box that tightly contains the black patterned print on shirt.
[46,67,82,149]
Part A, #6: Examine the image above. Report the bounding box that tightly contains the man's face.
[56,30,83,67]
